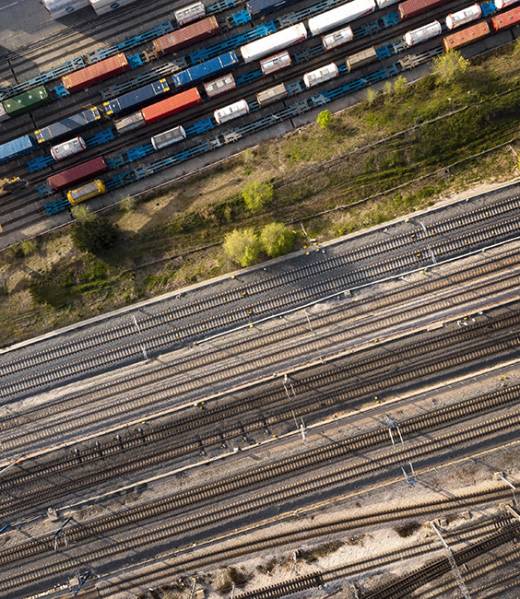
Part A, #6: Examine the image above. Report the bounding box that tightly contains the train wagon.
[67,179,106,205]
[172,51,239,87]
[214,99,249,125]
[491,5,520,30]
[62,53,129,92]
[35,106,101,144]
[42,0,89,19]
[303,62,339,88]
[495,0,520,8]
[103,79,170,116]
[239,23,307,63]
[256,83,288,106]
[404,20,442,46]
[445,4,482,30]
[153,17,219,54]
[114,111,145,133]
[3,86,49,117]
[443,21,490,51]
[47,156,108,191]
[399,0,447,20]
[322,26,354,50]
[345,46,377,71]
[174,1,206,26]
[204,73,236,97]
[90,0,138,15]
[247,0,299,17]
[151,126,187,150]
[50,136,87,161]
[0,135,35,163]
[260,51,292,75]
[141,87,202,124]
[307,0,376,36]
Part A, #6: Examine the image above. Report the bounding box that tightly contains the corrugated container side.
[399,0,447,20]
[346,46,377,70]
[62,54,129,92]
[141,87,202,124]
[442,21,490,51]
[0,135,34,162]
[153,17,219,54]
[47,157,108,190]
[3,86,49,116]
[491,5,520,30]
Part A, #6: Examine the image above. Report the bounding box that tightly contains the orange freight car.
[153,16,219,54]
[491,6,520,30]
[443,21,490,51]
[141,87,202,124]
[62,53,130,92]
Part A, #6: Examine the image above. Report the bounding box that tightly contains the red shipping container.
[48,157,108,191]
[399,0,447,20]
[491,6,520,31]
[62,54,129,92]
[141,87,202,124]
[153,16,219,55]
[443,21,490,51]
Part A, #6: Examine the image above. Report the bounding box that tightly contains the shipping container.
[47,156,108,191]
[307,0,376,36]
[90,0,138,15]
[141,87,202,123]
[322,26,354,50]
[0,135,35,163]
[172,51,239,87]
[247,0,299,16]
[3,86,49,117]
[260,51,292,75]
[491,5,520,30]
[51,136,87,161]
[443,21,490,51]
[303,62,339,88]
[103,79,170,116]
[204,73,236,97]
[403,20,442,46]
[239,23,307,63]
[114,111,145,134]
[42,0,89,19]
[153,16,219,55]
[174,1,206,26]
[445,4,481,30]
[35,106,101,144]
[67,179,106,205]
[399,0,447,20]
[214,99,249,124]
[62,53,129,92]
[345,46,377,71]
[494,0,519,9]
[256,83,288,106]
[151,126,187,150]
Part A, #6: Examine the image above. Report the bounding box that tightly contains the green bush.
[316,109,333,130]
[29,269,72,308]
[260,222,296,258]
[432,50,470,85]
[393,75,408,96]
[71,204,93,223]
[223,228,261,267]
[241,180,273,212]
[71,216,119,254]
[366,88,378,106]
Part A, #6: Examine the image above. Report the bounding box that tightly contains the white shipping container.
[151,126,186,150]
[90,0,138,15]
[307,0,376,36]
[174,1,206,25]
[303,62,339,88]
[214,99,249,124]
[239,23,307,63]
[260,51,292,75]
[115,111,145,134]
[445,4,482,30]
[403,20,442,47]
[204,73,236,97]
[494,0,520,9]
[42,0,90,18]
[322,26,354,50]
[256,83,288,106]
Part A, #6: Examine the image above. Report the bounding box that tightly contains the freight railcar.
[151,126,187,150]
[322,26,354,50]
[103,79,170,116]
[62,53,129,92]
[47,156,108,190]
[0,135,35,163]
[345,46,377,70]
[90,0,138,15]
[153,17,219,55]
[404,20,442,46]
[491,5,520,29]
[443,21,490,50]
[204,73,236,97]
[50,136,86,161]
[260,51,292,75]
[445,4,482,30]
[172,51,239,87]
[256,83,288,105]
[307,0,376,36]
[114,111,145,133]
[67,179,106,204]
[35,106,101,144]
[247,0,299,17]
[495,0,520,8]
[141,87,202,124]
[214,99,249,124]
[3,86,49,117]
[42,0,89,19]
[303,62,339,88]
[174,1,206,26]
[239,23,307,62]
[399,0,447,20]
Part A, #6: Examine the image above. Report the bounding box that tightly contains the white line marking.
[0,1,18,9]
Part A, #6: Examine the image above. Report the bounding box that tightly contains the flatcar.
[443,21,490,51]
[204,73,236,98]
[172,51,239,87]
[90,0,138,15]
[303,62,339,88]
[141,87,202,124]
[151,126,187,150]
[247,0,299,17]
[345,46,377,71]
[103,79,170,116]
[67,179,106,205]
[50,136,87,161]
[322,26,354,50]
[260,51,292,75]
[47,156,108,191]
[256,83,288,106]
[399,0,447,20]
[114,111,145,133]
[239,23,307,63]
[491,5,520,29]
[404,20,442,46]
[445,4,481,30]
[307,0,376,36]
[0,135,35,163]
[214,99,249,124]
[153,17,219,55]
[174,1,206,26]
[42,0,89,19]
[62,53,129,92]
[3,86,49,117]
[35,106,101,144]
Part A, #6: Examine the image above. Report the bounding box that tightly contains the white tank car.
[322,26,354,50]
[90,0,138,15]
[375,0,399,7]
[214,99,250,125]
[303,62,339,88]
[240,23,307,63]
[307,0,376,36]
[403,20,442,47]
[42,0,90,18]
[445,4,482,30]
[260,51,292,75]
[494,0,520,8]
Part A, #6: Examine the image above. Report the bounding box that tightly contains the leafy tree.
[316,109,333,130]
[366,88,378,106]
[71,216,119,255]
[393,75,408,96]
[383,81,393,96]
[71,204,93,223]
[223,228,261,267]
[241,180,273,213]
[432,50,470,85]
[260,222,296,258]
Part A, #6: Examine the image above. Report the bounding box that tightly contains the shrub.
[241,180,273,212]
[383,81,393,96]
[393,75,408,96]
[223,228,261,267]
[120,196,136,212]
[260,222,296,258]
[316,109,333,130]
[71,216,119,255]
[432,50,470,85]
[71,205,93,223]
[29,269,72,308]
[366,88,378,106]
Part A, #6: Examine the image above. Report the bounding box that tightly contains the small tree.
[432,50,470,85]
[71,216,119,255]
[393,75,408,96]
[383,81,393,96]
[366,88,378,106]
[260,222,296,258]
[71,204,93,223]
[316,109,333,130]
[223,228,261,267]
[241,180,273,213]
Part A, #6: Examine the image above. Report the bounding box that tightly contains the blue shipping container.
[0,134,35,163]
[172,51,239,88]
[35,107,102,144]
[247,0,298,16]
[103,79,170,116]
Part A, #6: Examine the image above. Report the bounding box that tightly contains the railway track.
[2,189,519,400]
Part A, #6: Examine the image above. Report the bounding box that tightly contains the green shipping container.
[3,85,49,117]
